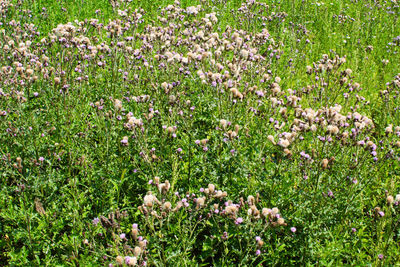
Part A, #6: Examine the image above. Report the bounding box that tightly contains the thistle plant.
[1,0,400,265]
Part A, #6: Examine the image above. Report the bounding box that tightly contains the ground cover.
[1,0,400,265]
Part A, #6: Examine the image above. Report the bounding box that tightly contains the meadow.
[1,0,400,265]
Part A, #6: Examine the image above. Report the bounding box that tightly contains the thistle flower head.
[387,195,394,205]
[114,99,122,110]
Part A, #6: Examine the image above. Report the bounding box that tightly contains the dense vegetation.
[1,0,400,265]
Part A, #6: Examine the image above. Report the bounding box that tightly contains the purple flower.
[378,211,385,217]
[120,233,126,239]
[256,250,261,256]
[132,223,138,229]
[378,254,384,260]
[255,236,261,241]
[39,157,44,162]
[92,217,100,225]
[221,232,228,240]
[290,227,297,233]
[256,91,264,97]
[351,228,357,233]
[33,92,39,97]
[235,217,243,224]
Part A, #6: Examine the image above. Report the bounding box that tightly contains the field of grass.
[1,0,400,265]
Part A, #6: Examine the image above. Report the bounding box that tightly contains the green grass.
[1,0,400,265]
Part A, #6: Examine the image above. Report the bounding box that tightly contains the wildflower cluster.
[1,0,400,265]
[87,183,290,265]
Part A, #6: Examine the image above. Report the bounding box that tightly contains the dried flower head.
[387,195,394,205]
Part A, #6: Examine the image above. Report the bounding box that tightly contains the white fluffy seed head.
[208,184,215,194]
[134,246,142,257]
[220,119,228,129]
[114,99,122,110]
[144,194,156,207]
[196,197,205,208]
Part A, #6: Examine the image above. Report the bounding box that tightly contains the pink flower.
[235,217,243,224]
